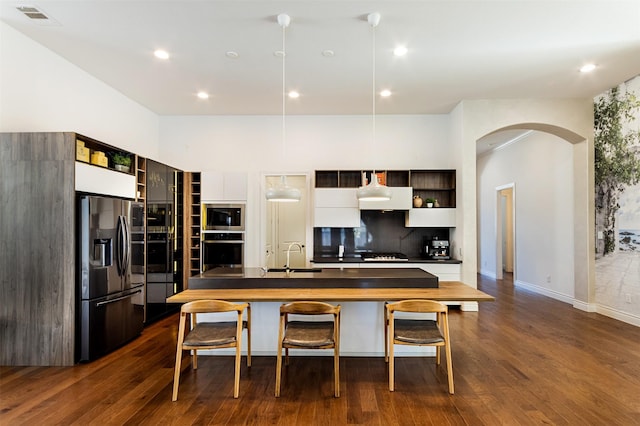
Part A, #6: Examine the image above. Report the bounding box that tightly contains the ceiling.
[1,0,639,119]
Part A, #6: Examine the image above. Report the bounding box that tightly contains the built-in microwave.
[202,203,245,231]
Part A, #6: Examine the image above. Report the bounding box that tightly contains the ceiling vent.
[16,5,59,25]
[17,5,49,19]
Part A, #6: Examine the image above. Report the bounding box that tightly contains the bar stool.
[385,299,454,394]
[275,301,341,397]
[172,300,251,401]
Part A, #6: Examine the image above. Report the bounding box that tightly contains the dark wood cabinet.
[314,169,455,208]
[410,170,456,208]
[75,133,135,175]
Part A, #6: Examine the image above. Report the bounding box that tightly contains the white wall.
[159,114,453,267]
[0,22,159,158]
[158,114,452,171]
[477,131,575,301]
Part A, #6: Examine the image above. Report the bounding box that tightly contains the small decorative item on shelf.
[413,195,423,208]
[76,140,90,163]
[90,150,108,168]
[111,152,132,173]
[425,197,436,208]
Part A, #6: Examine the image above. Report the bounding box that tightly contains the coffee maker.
[427,239,450,260]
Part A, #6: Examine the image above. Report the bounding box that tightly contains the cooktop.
[361,252,409,262]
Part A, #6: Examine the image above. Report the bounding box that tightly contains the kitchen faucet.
[285,242,303,272]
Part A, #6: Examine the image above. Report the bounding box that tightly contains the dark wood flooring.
[2,274,640,425]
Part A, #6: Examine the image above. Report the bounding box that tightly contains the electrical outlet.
[625,294,632,304]
[546,275,551,283]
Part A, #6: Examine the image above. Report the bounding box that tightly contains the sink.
[267,268,322,273]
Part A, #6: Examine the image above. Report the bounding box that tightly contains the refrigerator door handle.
[123,215,131,274]
[116,215,125,276]
[95,289,142,307]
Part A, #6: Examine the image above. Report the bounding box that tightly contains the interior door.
[266,175,307,268]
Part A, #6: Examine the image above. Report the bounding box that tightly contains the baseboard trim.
[514,279,574,305]
[596,304,640,327]
[514,280,639,327]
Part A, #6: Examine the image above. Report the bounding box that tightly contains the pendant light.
[357,12,392,202]
[266,13,301,202]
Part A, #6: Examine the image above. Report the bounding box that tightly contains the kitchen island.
[186,267,439,289]
[167,267,493,356]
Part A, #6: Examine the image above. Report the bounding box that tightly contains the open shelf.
[75,134,135,175]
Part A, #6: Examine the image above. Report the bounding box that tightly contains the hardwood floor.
[2,274,640,425]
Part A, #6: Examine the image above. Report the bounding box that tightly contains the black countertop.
[189,267,439,289]
[311,256,462,264]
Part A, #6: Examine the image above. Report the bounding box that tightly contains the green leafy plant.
[112,152,132,167]
[425,197,436,204]
[594,85,640,255]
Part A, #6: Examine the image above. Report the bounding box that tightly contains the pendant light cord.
[371,16,377,180]
[372,21,376,153]
[282,20,286,158]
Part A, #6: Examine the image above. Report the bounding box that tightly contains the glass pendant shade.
[356,173,392,201]
[266,175,301,202]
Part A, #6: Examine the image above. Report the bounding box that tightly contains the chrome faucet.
[285,242,303,272]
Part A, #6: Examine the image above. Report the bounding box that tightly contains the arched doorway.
[451,98,594,311]
[477,129,576,302]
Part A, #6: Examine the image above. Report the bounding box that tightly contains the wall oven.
[201,232,244,271]
[202,203,245,231]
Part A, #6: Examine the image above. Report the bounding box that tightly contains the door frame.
[260,172,312,269]
[495,183,516,281]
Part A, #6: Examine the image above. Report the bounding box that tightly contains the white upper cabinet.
[314,188,360,228]
[201,171,247,201]
[405,208,456,227]
[75,162,136,199]
[315,188,358,208]
[358,187,413,210]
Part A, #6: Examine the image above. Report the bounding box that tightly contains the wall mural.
[594,75,640,318]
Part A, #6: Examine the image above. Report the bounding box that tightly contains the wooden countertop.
[167,281,494,303]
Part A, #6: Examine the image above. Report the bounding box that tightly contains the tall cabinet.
[0,132,137,366]
[182,172,202,286]
[145,159,183,323]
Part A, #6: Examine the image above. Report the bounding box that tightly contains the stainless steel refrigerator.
[77,195,145,362]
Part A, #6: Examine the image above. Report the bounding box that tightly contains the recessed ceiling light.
[154,49,170,60]
[580,63,596,73]
[322,50,335,57]
[393,46,408,57]
[226,51,239,59]
[288,91,300,99]
[196,92,209,99]
[380,89,391,97]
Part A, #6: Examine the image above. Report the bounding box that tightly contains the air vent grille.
[17,5,49,20]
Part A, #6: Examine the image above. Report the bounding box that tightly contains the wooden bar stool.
[172,300,251,401]
[385,299,454,394]
[275,301,341,397]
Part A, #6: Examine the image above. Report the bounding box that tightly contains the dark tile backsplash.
[314,210,449,258]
